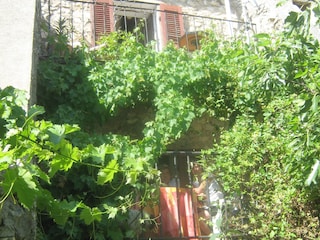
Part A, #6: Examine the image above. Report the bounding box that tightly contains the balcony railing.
[132,151,246,240]
[40,0,256,54]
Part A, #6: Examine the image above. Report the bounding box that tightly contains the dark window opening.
[115,14,155,45]
[158,151,200,188]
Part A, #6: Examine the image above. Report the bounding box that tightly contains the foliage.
[202,5,320,239]
[37,21,99,129]
[0,86,158,239]
[2,2,320,239]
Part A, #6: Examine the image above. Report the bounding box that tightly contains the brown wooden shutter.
[93,0,114,44]
[160,4,185,47]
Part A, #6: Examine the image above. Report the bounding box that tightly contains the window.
[92,0,185,50]
[113,1,156,46]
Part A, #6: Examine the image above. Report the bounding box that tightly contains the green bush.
[1,3,320,239]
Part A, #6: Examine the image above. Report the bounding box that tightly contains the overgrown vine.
[1,2,320,239]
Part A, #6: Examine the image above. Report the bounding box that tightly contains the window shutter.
[93,0,114,44]
[160,4,185,47]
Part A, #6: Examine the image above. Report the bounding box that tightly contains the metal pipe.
[224,0,234,36]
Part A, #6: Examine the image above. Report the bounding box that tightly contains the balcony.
[134,151,245,239]
[39,1,249,238]
[40,0,256,54]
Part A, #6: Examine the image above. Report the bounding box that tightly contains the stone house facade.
[41,0,313,54]
[40,0,256,53]
[38,0,310,187]
[40,0,251,151]
[0,0,314,238]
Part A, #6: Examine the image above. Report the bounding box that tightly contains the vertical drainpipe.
[224,0,233,37]
[241,0,250,44]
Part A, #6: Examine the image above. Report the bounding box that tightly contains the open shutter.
[93,0,114,44]
[160,4,185,47]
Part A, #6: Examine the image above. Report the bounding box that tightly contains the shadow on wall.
[168,114,229,150]
[97,106,229,150]
[95,103,155,139]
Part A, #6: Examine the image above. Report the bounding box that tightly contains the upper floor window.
[92,0,184,50]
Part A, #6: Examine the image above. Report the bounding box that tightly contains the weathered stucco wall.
[0,0,39,239]
[0,0,39,107]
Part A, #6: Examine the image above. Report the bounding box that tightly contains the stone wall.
[167,114,228,150]
[244,0,300,33]
[40,0,318,52]
[40,0,92,47]
[164,0,241,19]
[93,103,228,151]
[242,0,320,40]
[0,199,36,240]
[40,0,249,49]
[39,0,317,151]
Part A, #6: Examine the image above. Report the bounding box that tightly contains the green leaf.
[108,229,124,239]
[64,124,80,134]
[85,144,114,164]
[3,168,38,209]
[311,95,319,112]
[21,105,45,129]
[51,201,70,225]
[0,150,11,171]
[107,206,118,219]
[27,105,45,118]
[126,171,138,185]
[299,98,312,114]
[254,33,271,47]
[47,125,66,144]
[50,200,82,225]
[294,69,308,79]
[97,159,119,185]
[270,230,276,238]
[49,141,78,177]
[24,161,51,184]
[313,4,320,24]
[36,189,54,211]
[80,206,102,225]
[16,174,38,209]
[49,157,72,177]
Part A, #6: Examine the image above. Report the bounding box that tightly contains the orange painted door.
[159,187,200,239]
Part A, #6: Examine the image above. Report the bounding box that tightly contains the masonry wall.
[40,0,314,52]
[93,103,228,151]
[38,0,311,151]
[40,0,245,50]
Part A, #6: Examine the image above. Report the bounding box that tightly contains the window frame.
[92,0,185,50]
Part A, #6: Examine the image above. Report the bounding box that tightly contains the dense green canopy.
[1,3,320,239]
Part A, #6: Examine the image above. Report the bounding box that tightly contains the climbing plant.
[203,6,320,239]
[1,2,320,239]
